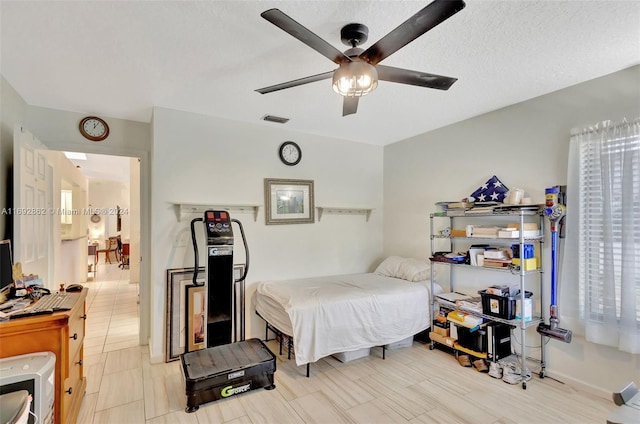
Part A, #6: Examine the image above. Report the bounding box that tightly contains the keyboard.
[2,293,80,319]
[32,293,80,312]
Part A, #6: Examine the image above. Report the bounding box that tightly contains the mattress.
[256,273,436,365]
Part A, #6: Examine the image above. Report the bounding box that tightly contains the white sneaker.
[502,362,531,384]
[488,361,502,379]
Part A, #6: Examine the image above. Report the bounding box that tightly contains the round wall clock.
[90,214,101,223]
[79,116,110,142]
[279,141,301,166]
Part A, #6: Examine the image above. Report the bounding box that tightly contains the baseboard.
[545,368,612,400]
[149,345,165,364]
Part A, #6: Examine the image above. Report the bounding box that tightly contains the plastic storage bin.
[332,348,370,363]
[455,325,487,353]
[479,290,532,320]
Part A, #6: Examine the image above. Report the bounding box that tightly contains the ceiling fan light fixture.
[332,61,378,97]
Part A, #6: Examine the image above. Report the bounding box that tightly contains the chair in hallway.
[97,237,119,263]
[119,242,130,269]
[88,243,98,278]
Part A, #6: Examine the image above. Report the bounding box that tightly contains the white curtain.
[562,117,640,354]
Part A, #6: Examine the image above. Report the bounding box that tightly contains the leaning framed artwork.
[186,285,206,352]
[165,264,246,362]
[166,267,205,362]
[264,178,314,225]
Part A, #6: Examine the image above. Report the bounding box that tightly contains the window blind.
[578,131,640,324]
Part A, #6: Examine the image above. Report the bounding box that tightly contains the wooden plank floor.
[78,264,615,423]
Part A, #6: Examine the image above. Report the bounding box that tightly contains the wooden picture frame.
[186,285,206,352]
[166,267,205,362]
[165,264,246,361]
[264,178,314,225]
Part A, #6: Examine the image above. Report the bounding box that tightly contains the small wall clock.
[79,116,110,142]
[279,141,301,166]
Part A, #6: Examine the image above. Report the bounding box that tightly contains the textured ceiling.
[2,1,639,146]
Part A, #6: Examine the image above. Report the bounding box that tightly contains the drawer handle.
[65,387,73,395]
[76,359,83,366]
[70,333,78,340]
[80,314,87,320]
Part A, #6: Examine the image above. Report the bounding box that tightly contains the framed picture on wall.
[186,285,206,352]
[264,178,314,225]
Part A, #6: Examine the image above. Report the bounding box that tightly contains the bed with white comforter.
[255,256,439,366]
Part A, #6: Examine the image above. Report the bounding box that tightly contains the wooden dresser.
[0,289,87,424]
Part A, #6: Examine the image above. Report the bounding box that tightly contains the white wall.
[50,150,89,285]
[383,65,640,396]
[88,179,130,244]
[151,107,384,362]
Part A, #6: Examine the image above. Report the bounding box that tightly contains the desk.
[0,289,87,424]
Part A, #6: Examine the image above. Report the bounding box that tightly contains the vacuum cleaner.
[537,186,572,343]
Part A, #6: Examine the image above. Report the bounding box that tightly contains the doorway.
[62,151,142,352]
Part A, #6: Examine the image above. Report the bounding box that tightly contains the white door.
[13,125,53,286]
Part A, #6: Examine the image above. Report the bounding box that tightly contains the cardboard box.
[512,257,538,271]
[516,297,533,322]
[433,325,450,337]
[429,332,456,347]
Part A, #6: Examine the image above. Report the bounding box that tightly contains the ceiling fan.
[255,0,466,116]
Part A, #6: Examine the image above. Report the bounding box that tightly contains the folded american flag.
[469,175,509,202]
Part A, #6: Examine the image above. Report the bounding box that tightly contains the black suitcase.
[181,338,276,412]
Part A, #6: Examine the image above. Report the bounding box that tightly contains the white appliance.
[0,352,55,424]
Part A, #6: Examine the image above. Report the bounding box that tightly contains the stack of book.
[482,249,512,268]
[447,310,483,329]
[434,201,474,216]
[434,201,500,216]
[498,223,541,239]
[464,202,499,214]
[467,225,500,238]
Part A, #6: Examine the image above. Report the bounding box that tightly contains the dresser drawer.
[67,306,86,361]
[61,348,83,421]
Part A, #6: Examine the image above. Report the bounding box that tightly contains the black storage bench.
[181,338,276,412]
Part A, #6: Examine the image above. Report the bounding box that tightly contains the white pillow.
[374,256,431,282]
[374,256,405,278]
[398,258,431,282]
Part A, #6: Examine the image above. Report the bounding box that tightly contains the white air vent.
[262,115,289,124]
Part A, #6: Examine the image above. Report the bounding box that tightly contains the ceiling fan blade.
[256,71,334,94]
[261,9,352,65]
[359,0,466,65]
[343,97,359,116]
[376,65,457,90]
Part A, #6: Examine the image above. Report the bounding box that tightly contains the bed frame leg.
[287,336,292,360]
[306,363,310,378]
[383,345,386,360]
[265,322,268,341]
[279,336,283,355]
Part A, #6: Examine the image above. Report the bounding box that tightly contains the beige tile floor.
[77,263,615,423]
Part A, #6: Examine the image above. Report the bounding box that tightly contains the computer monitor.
[0,239,14,294]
